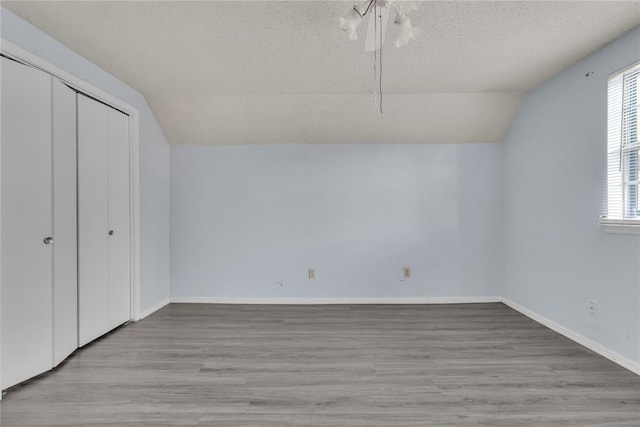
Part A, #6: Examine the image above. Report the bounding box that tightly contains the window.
[603,62,640,230]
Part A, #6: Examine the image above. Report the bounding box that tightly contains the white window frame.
[602,61,640,235]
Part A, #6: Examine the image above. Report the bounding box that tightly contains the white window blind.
[604,62,640,221]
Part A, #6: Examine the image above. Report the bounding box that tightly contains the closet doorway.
[0,42,141,392]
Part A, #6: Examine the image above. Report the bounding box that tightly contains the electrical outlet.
[275,281,283,287]
[308,268,315,279]
[589,300,598,317]
[403,266,411,279]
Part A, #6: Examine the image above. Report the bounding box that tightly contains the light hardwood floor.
[1,303,639,426]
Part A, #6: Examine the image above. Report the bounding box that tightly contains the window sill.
[600,219,640,235]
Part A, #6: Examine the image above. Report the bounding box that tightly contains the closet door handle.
[43,236,54,244]
[108,230,114,236]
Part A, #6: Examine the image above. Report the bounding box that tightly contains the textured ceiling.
[3,1,640,144]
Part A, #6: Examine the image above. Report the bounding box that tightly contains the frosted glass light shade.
[340,7,363,41]
[393,15,421,48]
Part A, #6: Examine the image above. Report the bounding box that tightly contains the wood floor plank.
[1,303,639,426]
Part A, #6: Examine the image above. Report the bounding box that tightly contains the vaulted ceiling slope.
[4,1,640,144]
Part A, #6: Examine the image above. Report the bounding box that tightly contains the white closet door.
[107,107,131,329]
[77,94,110,346]
[1,57,54,389]
[52,79,78,365]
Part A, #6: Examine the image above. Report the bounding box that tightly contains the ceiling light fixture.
[340,0,421,113]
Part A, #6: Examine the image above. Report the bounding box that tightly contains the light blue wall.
[171,144,502,299]
[503,27,640,363]
[1,7,171,313]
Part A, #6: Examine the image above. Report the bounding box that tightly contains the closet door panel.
[77,94,110,347]
[52,79,78,365]
[107,107,131,328]
[1,57,54,389]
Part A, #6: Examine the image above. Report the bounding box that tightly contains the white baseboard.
[137,298,170,320]
[169,296,502,305]
[501,297,640,376]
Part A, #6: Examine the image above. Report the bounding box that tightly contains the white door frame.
[0,40,142,397]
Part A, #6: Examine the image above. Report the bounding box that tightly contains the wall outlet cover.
[589,300,598,317]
